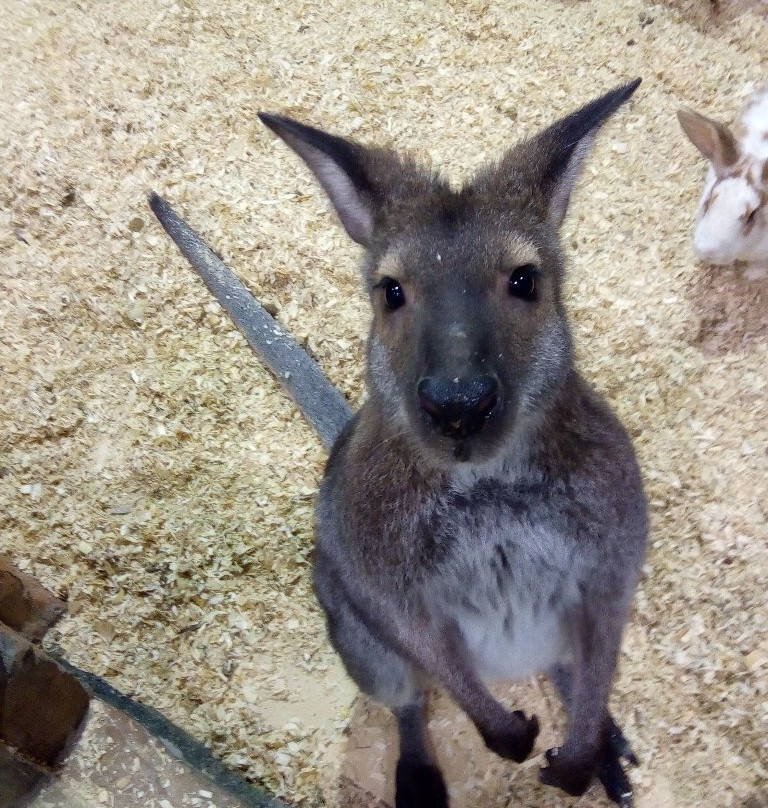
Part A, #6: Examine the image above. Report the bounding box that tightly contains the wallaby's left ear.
[478,78,641,228]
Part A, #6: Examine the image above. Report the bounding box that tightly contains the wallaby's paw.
[598,727,637,807]
[598,752,634,807]
[606,722,639,768]
[481,710,540,763]
[395,760,448,808]
[539,746,593,796]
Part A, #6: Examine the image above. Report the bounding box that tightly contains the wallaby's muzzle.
[417,374,499,440]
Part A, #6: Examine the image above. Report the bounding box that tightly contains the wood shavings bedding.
[1,0,766,805]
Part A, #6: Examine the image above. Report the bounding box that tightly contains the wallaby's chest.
[425,487,580,681]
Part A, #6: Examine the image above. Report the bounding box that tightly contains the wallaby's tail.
[148,192,353,450]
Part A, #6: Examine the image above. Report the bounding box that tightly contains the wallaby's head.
[259,79,640,465]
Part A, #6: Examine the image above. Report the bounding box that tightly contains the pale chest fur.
[423,487,581,682]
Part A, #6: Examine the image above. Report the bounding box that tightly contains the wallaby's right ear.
[677,107,740,175]
[259,113,380,246]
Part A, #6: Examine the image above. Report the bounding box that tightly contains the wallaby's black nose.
[418,375,499,439]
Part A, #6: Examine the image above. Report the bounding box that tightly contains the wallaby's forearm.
[148,192,353,450]
[315,544,539,760]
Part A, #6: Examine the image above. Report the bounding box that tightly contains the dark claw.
[598,721,639,807]
[541,728,638,806]
[539,745,593,797]
[598,751,634,807]
[606,722,639,767]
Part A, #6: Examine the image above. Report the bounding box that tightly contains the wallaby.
[150,77,647,808]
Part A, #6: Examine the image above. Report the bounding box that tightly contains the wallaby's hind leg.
[330,614,448,808]
[395,698,449,808]
[548,665,637,807]
[315,561,448,807]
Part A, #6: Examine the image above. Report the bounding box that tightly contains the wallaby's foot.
[480,710,539,763]
[598,751,634,807]
[598,721,638,807]
[395,760,448,808]
[541,725,638,805]
[540,744,597,796]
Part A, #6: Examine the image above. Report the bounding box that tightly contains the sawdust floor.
[1,0,767,806]
[18,699,261,808]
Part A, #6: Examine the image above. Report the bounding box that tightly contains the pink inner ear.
[678,108,740,172]
[716,127,740,170]
[704,119,739,174]
[312,155,374,245]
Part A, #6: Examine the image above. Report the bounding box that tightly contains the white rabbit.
[678,85,768,279]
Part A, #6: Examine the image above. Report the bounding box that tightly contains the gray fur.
[263,80,646,808]
[148,192,352,450]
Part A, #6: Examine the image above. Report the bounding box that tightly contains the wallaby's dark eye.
[381,277,406,310]
[744,207,758,228]
[508,264,538,301]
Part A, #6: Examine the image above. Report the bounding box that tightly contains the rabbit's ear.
[474,79,641,228]
[677,107,740,175]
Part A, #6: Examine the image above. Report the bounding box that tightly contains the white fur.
[548,133,597,227]
[740,89,768,162]
[455,592,573,681]
[312,156,374,244]
[434,517,579,682]
[693,86,768,275]
[694,172,766,265]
